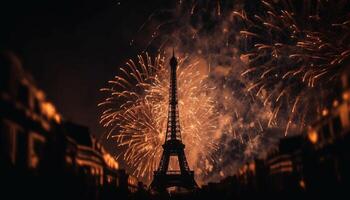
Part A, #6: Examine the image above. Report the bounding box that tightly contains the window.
[0,120,20,165]
[28,132,46,169]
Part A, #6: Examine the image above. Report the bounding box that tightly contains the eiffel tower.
[150,50,198,191]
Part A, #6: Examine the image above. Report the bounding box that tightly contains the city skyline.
[1,0,350,198]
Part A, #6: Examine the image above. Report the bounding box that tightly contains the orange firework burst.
[99,53,219,183]
[236,0,350,135]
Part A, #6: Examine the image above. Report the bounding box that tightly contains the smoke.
[131,0,277,184]
[120,0,321,184]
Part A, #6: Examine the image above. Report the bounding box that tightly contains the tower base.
[150,171,198,191]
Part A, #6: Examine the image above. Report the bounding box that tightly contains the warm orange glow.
[42,102,55,117]
[54,114,61,123]
[128,175,138,186]
[76,159,103,172]
[106,175,114,183]
[28,132,46,169]
[343,91,350,100]
[103,153,119,169]
[65,156,73,164]
[99,54,220,182]
[322,109,329,116]
[249,162,255,172]
[169,156,180,171]
[299,179,306,189]
[333,100,339,107]
[35,90,45,100]
[308,129,318,144]
[339,104,349,128]
[270,160,292,170]
[41,102,61,123]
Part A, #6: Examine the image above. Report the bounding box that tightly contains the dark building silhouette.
[196,66,350,200]
[0,51,60,176]
[2,50,350,200]
[0,51,146,200]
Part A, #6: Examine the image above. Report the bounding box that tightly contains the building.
[0,51,61,174]
[197,68,350,199]
[302,68,350,196]
[0,51,144,199]
[265,136,305,196]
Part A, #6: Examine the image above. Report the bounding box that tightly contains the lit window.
[308,129,318,144]
[28,132,46,169]
[0,120,17,164]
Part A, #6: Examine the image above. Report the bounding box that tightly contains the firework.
[99,53,219,183]
[101,0,302,185]
[103,0,350,185]
[118,0,278,183]
[236,0,350,135]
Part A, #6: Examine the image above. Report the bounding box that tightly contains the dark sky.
[0,0,172,139]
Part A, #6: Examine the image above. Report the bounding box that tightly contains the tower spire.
[150,50,198,191]
[168,48,180,140]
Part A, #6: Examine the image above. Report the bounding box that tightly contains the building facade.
[0,52,145,200]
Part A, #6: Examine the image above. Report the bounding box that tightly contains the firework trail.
[99,53,220,183]
[98,0,350,185]
[165,0,276,181]
[99,0,277,184]
[236,0,350,135]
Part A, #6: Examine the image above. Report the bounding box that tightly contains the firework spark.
[236,0,350,135]
[99,0,349,185]
[99,53,219,183]
[104,0,277,184]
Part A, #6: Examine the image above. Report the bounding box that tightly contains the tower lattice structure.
[150,51,198,191]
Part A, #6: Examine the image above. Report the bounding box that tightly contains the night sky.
[0,0,172,138]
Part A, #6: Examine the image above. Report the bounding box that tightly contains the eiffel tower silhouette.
[150,50,198,191]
